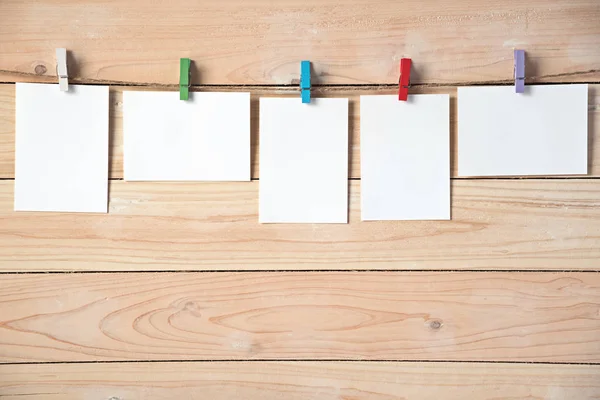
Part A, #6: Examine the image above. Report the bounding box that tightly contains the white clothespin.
[56,48,68,92]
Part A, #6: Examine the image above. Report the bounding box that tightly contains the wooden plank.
[1,362,599,399]
[0,84,599,179]
[1,272,599,362]
[0,85,14,177]
[0,0,598,85]
[1,179,599,272]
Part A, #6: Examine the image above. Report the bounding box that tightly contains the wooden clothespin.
[514,50,525,93]
[180,58,191,100]
[300,60,311,104]
[56,48,68,92]
[398,58,411,101]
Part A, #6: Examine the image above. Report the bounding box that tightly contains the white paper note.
[458,84,588,176]
[14,83,109,213]
[124,91,250,181]
[259,98,348,223]
[360,95,450,221]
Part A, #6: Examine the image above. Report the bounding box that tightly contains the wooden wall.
[0,0,599,398]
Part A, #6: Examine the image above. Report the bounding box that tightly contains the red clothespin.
[398,58,411,101]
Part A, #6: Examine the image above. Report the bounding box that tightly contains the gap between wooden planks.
[0,272,599,363]
[1,362,599,399]
[0,179,599,271]
[0,0,598,85]
[0,84,598,179]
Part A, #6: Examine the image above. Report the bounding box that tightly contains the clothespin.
[398,58,411,101]
[55,48,68,92]
[514,49,525,93]
[180,58,191,100]
[300,60,311,104]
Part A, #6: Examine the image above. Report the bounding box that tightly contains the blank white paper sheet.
[124,91,250,181]
[360,95,450,221]
[259,98,348,223]
[458,84,588,176]
[14,83,109,213]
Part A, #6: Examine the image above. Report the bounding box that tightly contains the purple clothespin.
[514,49,525,93]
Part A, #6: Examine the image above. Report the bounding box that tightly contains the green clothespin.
[180,58,191,100]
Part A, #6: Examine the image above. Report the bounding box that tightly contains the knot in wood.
[183,301,202,317]
[34,64,47,75]
[429,319,442,330]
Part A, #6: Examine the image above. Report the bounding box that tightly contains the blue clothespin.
[300,60,311,103]
[514,50,525,94]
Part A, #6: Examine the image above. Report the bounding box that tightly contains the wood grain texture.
[0,0,599,85]
[1,362,600,399]
[1,0,599,390]
[1,272,600,362]
[0,85,14,176]
[0,84,598,179]
[1,179,599,272]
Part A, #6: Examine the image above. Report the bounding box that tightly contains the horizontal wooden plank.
[1,179,599,272]
[0,85,14,178]
[0,84,598,179]
[1,362,599,399]
[1,272,599,362]
[0,0,598,85]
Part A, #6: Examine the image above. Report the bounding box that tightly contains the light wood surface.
[0,85,14,175]
[0,179,599,271]
[1,272,599,362]
[0,84,598,179]
[2,0,599,394]
[0,0,598,85]
[2,362,599,399]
